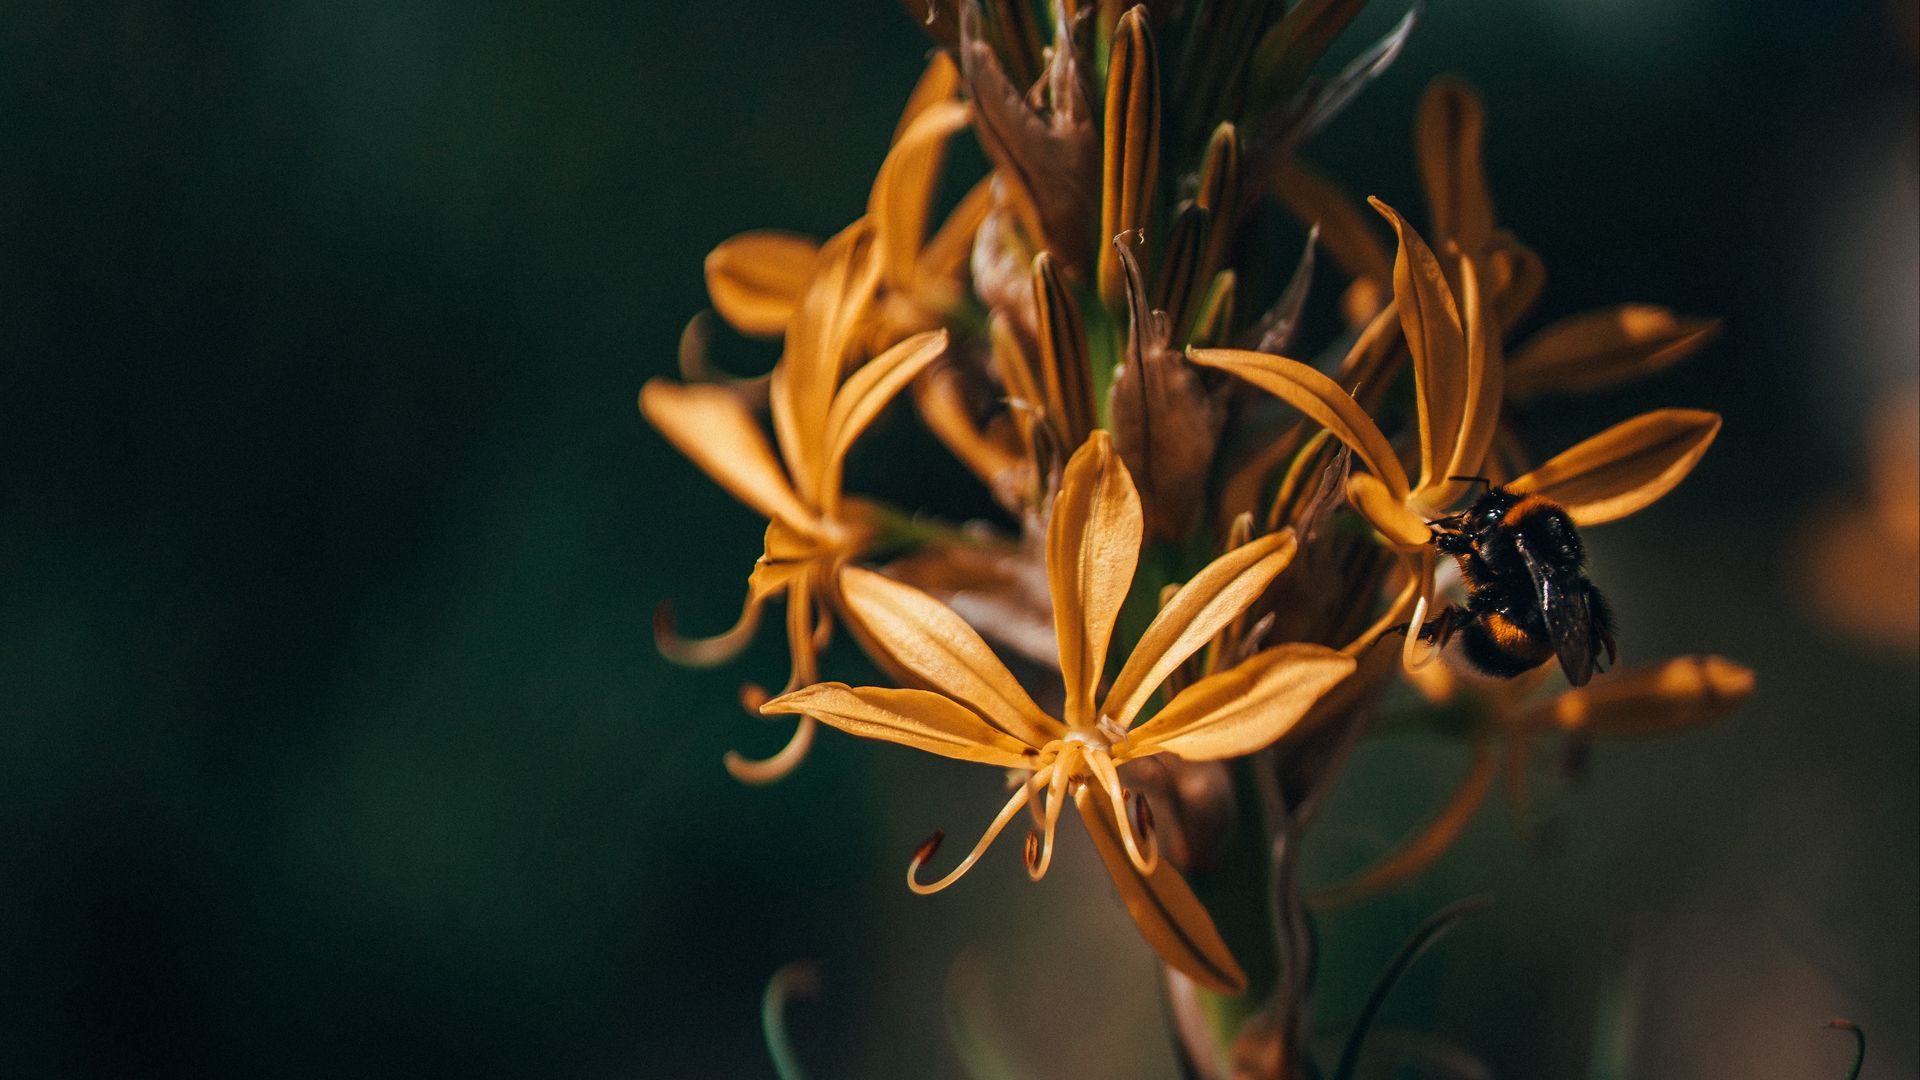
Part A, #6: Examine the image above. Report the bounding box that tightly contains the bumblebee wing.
[1513,532,1597,686]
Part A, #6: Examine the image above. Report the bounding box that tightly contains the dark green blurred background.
[1,2,1914,1077]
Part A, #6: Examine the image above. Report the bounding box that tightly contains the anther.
[1023,830,1042,879]
[912,829,946,867]
[738,682,771,713]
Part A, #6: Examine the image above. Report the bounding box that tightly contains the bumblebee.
[1421,481,1617,686]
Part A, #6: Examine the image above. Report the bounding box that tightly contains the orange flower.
[643,217,949,784]
[762,432,1356,992]
[1193,201,1721,672]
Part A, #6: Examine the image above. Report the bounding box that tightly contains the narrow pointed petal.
[704,231,821,338]
[1098,7,1163,312]
[1507,409,1722,526]
[1049,431,1145,728]
[1506,306,1722,399]
[1307,739,1497,908]
[1435,253,1504,507]
[909,363,1029,508]
[1105,530,1300,728]
[640,379,817,531]
[1524,655,1754,737]
[772,221,884,495]
[1415,77,1495,254]
[1074,785,1248,996]
[761,682,1034,767]
[819,329,950,506]
[838,566,1062,746]
[1345,471,1431,547]
[1188,347,1412,498]
[1372,198,1467,493]
[1126,643,1356,760]
[871,101,972,293]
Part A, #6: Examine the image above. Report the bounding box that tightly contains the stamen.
[724,711,816,786]
[1023,830,1043,880]
[1087,752,1158,875]
[655,593,766,667]
[907,776,1039,895]
[1028,753,1074,882]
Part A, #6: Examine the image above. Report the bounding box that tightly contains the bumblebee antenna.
[1449,475,1492,497]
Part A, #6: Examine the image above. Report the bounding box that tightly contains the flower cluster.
[643,0,1753,1062]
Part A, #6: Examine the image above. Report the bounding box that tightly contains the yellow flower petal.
[1073,785,1247,995]
[1524,655,1754,737]
[1439,253,1504,504]
[1105,530,1300,728]
[1049,431,1144,728]
[837,566,1062,747]
[818,329,950,508]
[1344,471,1432,548]
[703,230,821,338]
[774,220,885,496]
[760,682,1034,768]
[1414,76,1494,254]
[639,379,817,532]
[1507,408,1722,526]
[1187,347,1412,498]
[871,101,971,294]
[1371,197,1467,493]
[915,176,994,290]
[1505,305,1721,399]
[1125,644,1357,761]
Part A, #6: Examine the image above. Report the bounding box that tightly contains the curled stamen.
[655,593,766,667]
[725,710,817,786]
[908,777,1039,895]
[1087,752,1158,876]
[1401,551,1443,673]
[1027,757,1072,881]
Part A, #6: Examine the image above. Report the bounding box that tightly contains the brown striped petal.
[1507,409,1722,526]
[1098,6,1163,312]
[1032,252,1097,446]
[1074,785,1248,995]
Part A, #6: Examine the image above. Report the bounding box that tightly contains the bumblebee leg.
[1418,605,1460,648]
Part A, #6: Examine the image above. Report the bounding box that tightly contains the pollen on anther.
[1023,829,1041,875]
[912,829,946,866]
